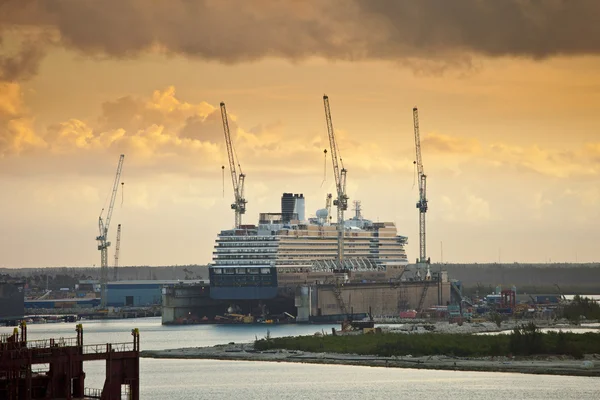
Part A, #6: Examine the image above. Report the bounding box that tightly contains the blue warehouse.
[106,280,204,307]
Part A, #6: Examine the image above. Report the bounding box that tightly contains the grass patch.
[255,324,600,359]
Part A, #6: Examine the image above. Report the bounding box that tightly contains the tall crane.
[97,154,125,308]
[113,224,122,281]
[413,108,431,280]
[323,95,348,270]
[220,102,246,229]
[325,193,332,225]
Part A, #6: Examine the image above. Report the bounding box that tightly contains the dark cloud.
[355,0,600,59]
[1,0,599,81]
[0,42,45,82]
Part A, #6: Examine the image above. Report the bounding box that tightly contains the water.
[21,317,335,351]
[3,318,598,399]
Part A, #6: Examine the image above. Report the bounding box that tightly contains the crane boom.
[113,224,122,281]
[97,154,124,307]
[220,102,247,228]
[323,95,348,269]
[413,108,430,280]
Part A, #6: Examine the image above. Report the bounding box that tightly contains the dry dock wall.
[162,280,452,324]
[161,284,219,324]
[304,281,451,319]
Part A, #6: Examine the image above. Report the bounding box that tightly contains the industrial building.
[106,280,205,307]
[0,282,25,322]
[25,298,100,309]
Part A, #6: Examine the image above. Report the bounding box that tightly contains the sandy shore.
[141,342,600,377]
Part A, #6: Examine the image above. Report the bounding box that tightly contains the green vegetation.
[561,295,600,323]
[255,324,600,359]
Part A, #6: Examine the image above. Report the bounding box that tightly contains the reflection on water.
[137,359,597,400]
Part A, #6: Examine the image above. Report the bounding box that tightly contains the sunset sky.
[1,1,599,268]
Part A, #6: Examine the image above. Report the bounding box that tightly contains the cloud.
[98,87,216,133]
[3,84,599,183]
[0,82,44,156]
[418,131,600,179]
[433,193,491,223]
[422,133,481,154]
[485,143,598,178]
[0,41,46,82]
[2,0,600,82]
[355,1,600,59]
[0,86,349,177]
[465,194,491,222]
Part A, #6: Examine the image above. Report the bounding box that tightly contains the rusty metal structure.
[0,322,139,400]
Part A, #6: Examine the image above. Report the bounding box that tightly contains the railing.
[82,342,134,355]
[84,387,103,399]
[31,364,49,374]
[26,337,78,349]
[122,384,131,399]
[0,333,16,343]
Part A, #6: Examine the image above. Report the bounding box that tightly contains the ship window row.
[278,244,373,249]
[277,236,401,241]
[275,252,378,258]
[217,236,278,241]
[212,267,272,275]
[215,254,276,260]
[278,268,311,273]
[211,276,274,287]
[276,248,394,253]
[274,242,404,247]
[213,248,278,254]
[214,260,274,266]
[216,242,278,247]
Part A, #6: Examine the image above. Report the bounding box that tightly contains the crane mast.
[325,193,332,225]
[323,95,348,269]
[220,102,247,229]
[413,108,430,280]
[97,154,125,308]
[113,224,122,281]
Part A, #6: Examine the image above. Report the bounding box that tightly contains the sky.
[1,1,600,268]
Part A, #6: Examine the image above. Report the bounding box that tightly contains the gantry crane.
[220,102,247,229]
[323,95,349,270]
[413,108,431,281]
[97,154,124,308]
[113,224,122,281]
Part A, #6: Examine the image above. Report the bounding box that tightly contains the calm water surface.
[3,318,598,399]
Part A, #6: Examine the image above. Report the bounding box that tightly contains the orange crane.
[220,102,247,229]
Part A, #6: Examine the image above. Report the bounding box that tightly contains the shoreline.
[140,342,600,377]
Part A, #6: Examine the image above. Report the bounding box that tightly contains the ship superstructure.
[210,193,408,300]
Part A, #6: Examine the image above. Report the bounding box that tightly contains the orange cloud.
[485,143,598,178]
[422,132,481,154]
[419,131,600,179]
[0,82,44,156]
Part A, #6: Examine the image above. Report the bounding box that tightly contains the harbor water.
[8,318,599,399]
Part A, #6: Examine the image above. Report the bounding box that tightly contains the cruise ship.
[208,193,409,315]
